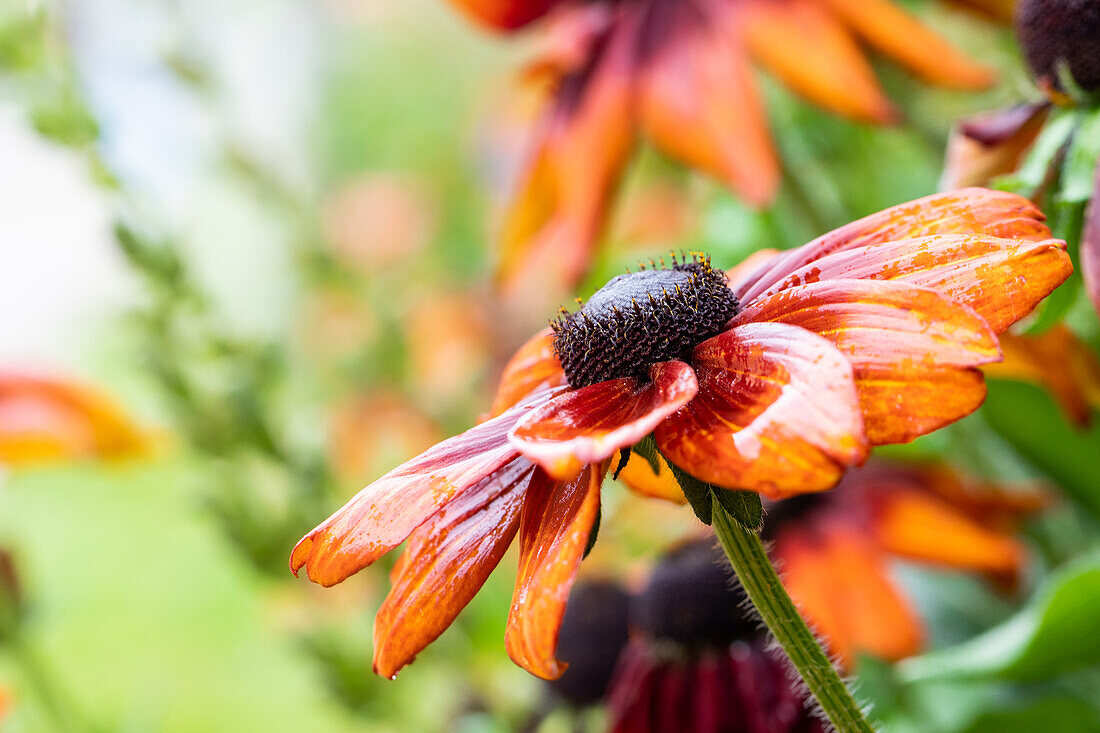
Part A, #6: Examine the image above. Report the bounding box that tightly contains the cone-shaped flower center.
[552,254,739,389]
[1016,0,1100,92]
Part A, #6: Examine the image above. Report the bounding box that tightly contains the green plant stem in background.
[710,495,877,733]
[10,637,88,733]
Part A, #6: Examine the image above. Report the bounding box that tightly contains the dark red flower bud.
[1016,0,1100,93]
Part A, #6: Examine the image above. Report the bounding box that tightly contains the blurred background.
[2,0,1100,731]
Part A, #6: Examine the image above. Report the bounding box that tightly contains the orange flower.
[483,0,996,288]
[0,373,149,466]
[291,188,1070,680]
[766,460,1047,667]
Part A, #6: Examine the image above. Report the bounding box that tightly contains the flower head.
[291,188,1070,679]
[485,0,997,287]
[1016,0,1100,95]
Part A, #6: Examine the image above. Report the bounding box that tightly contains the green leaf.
[1059,107,1100,204]
[631,434,661,475]
[1015,108,1079,194]
[656,448,763,529]
[898,551,1100,683]
[960,697,1100,733]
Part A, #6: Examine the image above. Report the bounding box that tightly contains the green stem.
[710,495,876,733]
[10,638,88,732]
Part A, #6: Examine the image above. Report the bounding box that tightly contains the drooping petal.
[655,322,867,499]
[940,103,1050,190]
[1082,164,1100,317]
[819,0,994,89]
[510,360,698,481]
[291,395,554,587]
[616,451,686,504]
[506,463,603,679]
[736,188,1054,303]
[637,0,779,207]
[491,327,567,416]
[372,459,537,679]
[742,0,895,123]
[754,234,1071,334]
[734,279,1001,443]
[870,487,1025,585]
[444,0,562,31]
[775,526,923,666]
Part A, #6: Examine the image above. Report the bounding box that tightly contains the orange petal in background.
[372,459,537,679]
[615,450,686,504]
[491,327,567,416]
[509,360,698,481]
[506,463,602,679]
[444,0,561,31]
[819,0,994,89]
[736,188,1053,303]
[775,526,923,668]
[291,399,542,587]
[741,0,895,123]
[990,326,1100,427]
[656,322,867,499]
[736,279,1000,444]
[637,0,779,207]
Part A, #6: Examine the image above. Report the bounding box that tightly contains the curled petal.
[444,0,561,31]
[819,0,994,89]
[291,396,552,587]
[373,459,537,678]
[735,279,1001,443]
[742,0,895,123]
[638,0,779,206]
[737,188,1053,303]
[1083,163,1100,317]
[491,328,567,416]
[940,103,1050,190]
[510,360,698,481]
[506,463,603,679]
[656,322,867,499]
[616,451,685,504]
[756,234,1071,335]
[775,527,923,667]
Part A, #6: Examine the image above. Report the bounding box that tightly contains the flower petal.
[755,234,1072,335]
[510,360,698,481]
[616,451,686,504]
[372,458,537,678]
[742,0,895,123]
[725,248,782,293]
[735,279,1001,444]
[775,526,923,666]
[940,103,1050,190]
[736,188,1053,303]
[819,0,994,89]
[637,0,779,206]
[506,463,603,679]
[655,322,867,499]
[291,397,550,587]
[1082,163,1100,318]
[491,328,567,416]
[444,0,561,31]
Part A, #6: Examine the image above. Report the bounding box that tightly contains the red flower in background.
[292,188,1070,680]
[453,0,999,288]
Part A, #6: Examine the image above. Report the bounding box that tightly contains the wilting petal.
[510,360,698,481]
[775,526,923,666]
[638,0,779,207]
[444,0,561,30]
[616,451,685,503]
[1083,164,1100,317]
[737,188,1053,303]
[871,487,1024,584]
[291,396,552,587]
[756,234,1071,335]
[498,4,638,290]
[735,279,1001,443]
[656,322,867,499]
[742,0,895,123]
[372,458,537,678]
[940,103,1050,190]
[819,0,993,89]
[491,328,567,416]
[506,463,602,678]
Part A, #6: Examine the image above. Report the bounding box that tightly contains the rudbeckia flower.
[291,188,1071,680]
[764,460,1047,668]
[469,0,997,287]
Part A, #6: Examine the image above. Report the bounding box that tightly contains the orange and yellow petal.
[819,0,994,89]
[742,0,895,123]
[655,322,868,499]
[506,463,603,679]
[291,400,543,587]
[444,0,561,31]
[736,188,1054,303]
[616,450,686,504]
[736,279,1001,444]
[509,360,698,481]
[0,374,149,465]
[372,460,537,678]
[491,327,567,416]
[776,526,923,667]
[638,0,779,206]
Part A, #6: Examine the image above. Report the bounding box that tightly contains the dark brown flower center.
[551,254,739,389]
[1016,0,1100,93]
